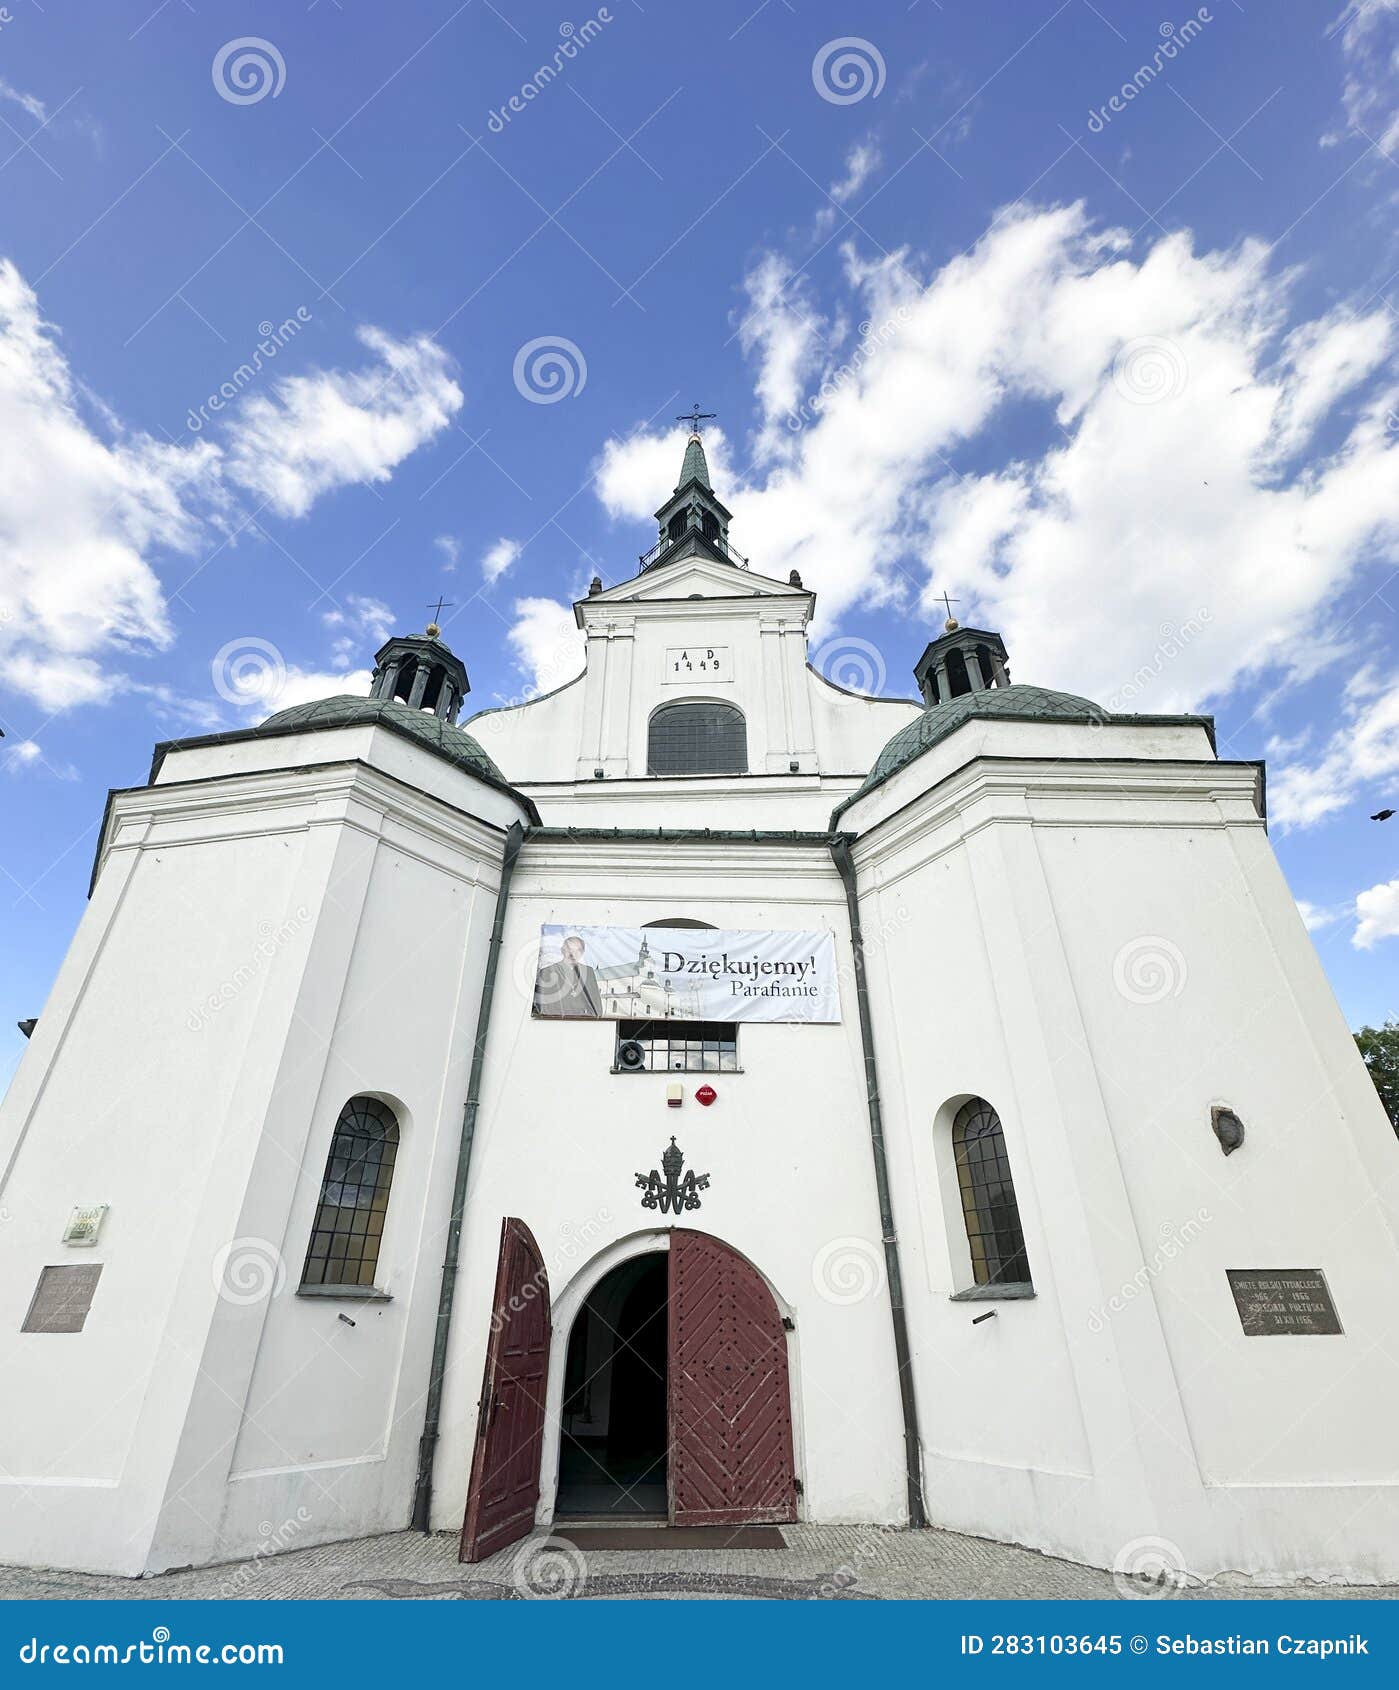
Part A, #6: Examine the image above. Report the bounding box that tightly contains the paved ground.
[4,1526,1399,1601]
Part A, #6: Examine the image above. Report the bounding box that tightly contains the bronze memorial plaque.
[1227,1268,1342,1337]
[21,1264,103,1334]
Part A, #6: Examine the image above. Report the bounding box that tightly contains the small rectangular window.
[616,1020,739,1073]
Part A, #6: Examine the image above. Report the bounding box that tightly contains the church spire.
[677,431,712,492]
[641,405,745,572]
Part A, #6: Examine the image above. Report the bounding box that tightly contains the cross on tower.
[938,591,961,628]
[427,597,453,625]
[677,403,717,434]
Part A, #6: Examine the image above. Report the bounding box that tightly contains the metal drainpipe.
[411,818,525,1533]
[830,833,927,1530]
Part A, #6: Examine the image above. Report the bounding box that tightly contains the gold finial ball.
[425,622,441,638]
[944,616,960,632]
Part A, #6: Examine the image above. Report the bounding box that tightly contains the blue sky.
[1,0,1397,1084]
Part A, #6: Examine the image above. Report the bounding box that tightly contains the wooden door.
[459,1218,551,1562]
[667,1229,798,1525]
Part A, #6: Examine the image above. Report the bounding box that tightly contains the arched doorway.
[551,1229,798,1527]
[557,1253,669,1518]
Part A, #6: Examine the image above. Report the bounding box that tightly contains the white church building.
[3,429,1398,1582]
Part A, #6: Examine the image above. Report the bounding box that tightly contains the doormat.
[558,1525,788,1550]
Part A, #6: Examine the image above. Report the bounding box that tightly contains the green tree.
[1355,1020,1399,1135]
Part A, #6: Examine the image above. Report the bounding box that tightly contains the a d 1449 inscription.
[21,1264,103,1334]
[1227,1268,1342,1337]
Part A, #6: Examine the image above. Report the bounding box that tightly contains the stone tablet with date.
[21,1264,103,1334]
[1226,1268,1342,1336]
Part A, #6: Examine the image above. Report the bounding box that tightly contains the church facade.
[3,432,1398,1582]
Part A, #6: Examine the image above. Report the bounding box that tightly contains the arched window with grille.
[300,1096,400,1290]
[647,701,747,776]
[952,1097,1031,1288]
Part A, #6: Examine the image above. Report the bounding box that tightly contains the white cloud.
[225,326,463,518]
[1327,0,1399,153]
[1272,671,1399,828]
[1354,874,1399,947]
[831,139,882,204]
[434,533,461,571]
[593,203,1399,719]
[323,594,394,666]
[481,537,522,585]
[0,79,47,123]
[595,426,737,523]
[1,737,78,780]
[506,597,585,694]
[1296,898,1343,931]
[243,666,374,720]
[739,256,828,451]
[0,259,218,712]
[0,258,460,716]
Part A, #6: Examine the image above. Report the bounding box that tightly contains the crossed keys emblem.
[635,1136,710,1214]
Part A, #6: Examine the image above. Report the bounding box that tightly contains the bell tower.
[642,410,745,573]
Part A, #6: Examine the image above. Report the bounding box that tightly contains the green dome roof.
[255,695,506,783]
[841,683,1108,813]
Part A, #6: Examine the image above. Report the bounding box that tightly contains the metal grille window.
[618,1020,739,1072]
[647,702,747,776]
[952,1097,1031,1287]
[301,1096,400,1289]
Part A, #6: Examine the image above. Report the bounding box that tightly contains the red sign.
[695,1085,717,1107]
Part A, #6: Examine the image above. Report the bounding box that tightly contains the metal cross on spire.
[677,403,717,435]
[426,597,454,631]
[938,591,961,630]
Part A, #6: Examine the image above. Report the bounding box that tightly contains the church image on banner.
[3,421,1399,1583]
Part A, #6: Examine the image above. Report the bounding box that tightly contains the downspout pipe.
[411,818,525,1532]
[830,833,927,1530]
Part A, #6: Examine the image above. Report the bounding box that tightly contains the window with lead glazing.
[301,1097,400,1289]
[646,702,747,776]
[952,1097,1031,1287]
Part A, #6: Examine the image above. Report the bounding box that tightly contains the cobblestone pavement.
[4,1526,1399,1602]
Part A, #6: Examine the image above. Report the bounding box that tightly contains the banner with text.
[532,924,842,1023]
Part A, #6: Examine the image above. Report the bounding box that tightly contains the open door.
[667,1229,798,1525]
[460,1217,551,1562]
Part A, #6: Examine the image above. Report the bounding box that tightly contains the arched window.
[647,702,747,776]
[301,1096,400,1289]
[952,1098,1031,1288]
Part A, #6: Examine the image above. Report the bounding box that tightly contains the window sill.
[296,1285,393,1303]
[949,1283,1035,1303]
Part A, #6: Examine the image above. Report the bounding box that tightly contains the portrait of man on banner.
[533,933,604,1018]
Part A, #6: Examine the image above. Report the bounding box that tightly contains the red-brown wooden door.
[460,1218,551,1562]
[667,1229,798,1525]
